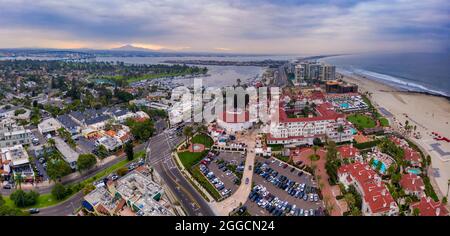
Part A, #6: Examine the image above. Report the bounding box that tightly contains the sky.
[0,0,449,54]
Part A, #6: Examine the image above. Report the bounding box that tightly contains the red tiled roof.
[96,204,110,215]
[278,102,343,123]
[338,162,397,214]
[399,173,425,193]
[403,148,421,163]
[411,197,449,216]
[115,199,126,213]
[337,145,359,158]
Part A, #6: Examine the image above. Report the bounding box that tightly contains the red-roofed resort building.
[267,102,354,146]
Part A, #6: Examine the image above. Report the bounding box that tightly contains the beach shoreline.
[341,73,450,203]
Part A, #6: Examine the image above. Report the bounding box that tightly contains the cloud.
[0,0,448,53]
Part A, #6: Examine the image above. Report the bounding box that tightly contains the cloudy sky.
[0,0,449,54]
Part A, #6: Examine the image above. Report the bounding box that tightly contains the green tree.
[47,138,56,148]
[125,141,134,161]
[14,174,23,190]
[117,167,129,177]
[183,126,194,146]
[412,208,420,216]
[51,183,71,200]
[126,118,155,142]
[97,145,109,158]
[77,154,97,172]
[313,137,322,147]
[47,158,72,182]
[10,190,39,207]
[0,205,28,216]
[337,125,345,143]
[344,193,356,208]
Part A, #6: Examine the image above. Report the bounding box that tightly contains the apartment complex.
[0,119,32,148]
[295,62,336,82]
[267,102,354,146]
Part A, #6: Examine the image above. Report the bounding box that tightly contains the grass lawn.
[347,114,376,129]
[190,167,222,201]
[309,154,320,161]
[178,151,207,169]
[379,118,390,127]
[268,144,283,152]
[191,134,214,148]
[3,191,64,209]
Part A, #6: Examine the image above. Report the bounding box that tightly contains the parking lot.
[244,156,325,216]
[199,152,245,199]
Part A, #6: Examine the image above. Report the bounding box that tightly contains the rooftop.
[115,171,173,216]
[410,197,449,216]
[399,173,425,193]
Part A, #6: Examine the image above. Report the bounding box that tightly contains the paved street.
[35,192,84,216]
[147,130,215,216]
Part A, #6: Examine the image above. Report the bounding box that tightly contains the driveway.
[211,130,257,216]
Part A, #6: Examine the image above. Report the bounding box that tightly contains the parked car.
[245,178,250,185]
[2,184,12,189]
[29,208,40,214]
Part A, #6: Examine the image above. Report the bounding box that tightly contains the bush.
[10,190,39,207]
[51,183,72,200]
[117,167,129,177]
[354,140,380,150]
[77,154,97,172]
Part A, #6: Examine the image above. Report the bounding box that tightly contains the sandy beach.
[342,74,450,201]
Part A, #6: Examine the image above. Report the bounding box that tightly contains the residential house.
[38,118,62,135]
[57,114,81,135]
[338,162,399,216]
[410,197,449,216]
[0,145,35,181]
[399,173,425,198]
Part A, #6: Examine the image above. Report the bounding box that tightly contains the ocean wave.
[341,68,449,97]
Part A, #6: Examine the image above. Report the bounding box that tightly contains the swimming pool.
[372,159,386,174]
[407,168,421,175]
[340,103,350,109]
[350,128,357,135]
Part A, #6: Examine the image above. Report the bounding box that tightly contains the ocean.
[320,53,450,97]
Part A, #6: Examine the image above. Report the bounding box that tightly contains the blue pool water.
[350,128,357,135]
[340,103,350,109]
[407,168,421,175]
[372,159,386,173]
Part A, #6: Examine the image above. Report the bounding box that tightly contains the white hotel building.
[267,102,354,146]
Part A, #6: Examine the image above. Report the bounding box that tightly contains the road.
[146,130,215,216]
[0,142,147,196]
[35,192,84,216]
[273,63,289,87]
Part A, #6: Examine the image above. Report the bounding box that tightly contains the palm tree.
[14,174,23,189]
[337,125,345,143]
[47,138,56,148]
[312,145,319,159]
[447,179,450,198]
[196,124,208,146]
[344,193,356,209]
[183,126,193,147]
